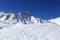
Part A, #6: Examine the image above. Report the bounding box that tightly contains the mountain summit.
[0,11,43,24]
[0,11,44,29]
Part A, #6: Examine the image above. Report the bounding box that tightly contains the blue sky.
[0,0,60,19]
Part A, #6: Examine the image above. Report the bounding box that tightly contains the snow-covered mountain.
[0,11,42,29]
[49,17,60,25]
[0,11,60,40]
[0,11,41,24]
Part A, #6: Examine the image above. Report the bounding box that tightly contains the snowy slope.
[0,11,60,40]
[49,17,60,25]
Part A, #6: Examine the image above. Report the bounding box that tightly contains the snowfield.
[49,17,60,25]
[0,11,60,40]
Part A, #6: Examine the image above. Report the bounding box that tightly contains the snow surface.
[49,17,60,25]
[0,11,60,40]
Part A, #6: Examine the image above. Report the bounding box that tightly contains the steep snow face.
[49,17,60,25]
[0,12,15,23]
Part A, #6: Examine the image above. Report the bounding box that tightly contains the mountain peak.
[0,11,43,24]
[19,11,32,24]
[20,11,31,16]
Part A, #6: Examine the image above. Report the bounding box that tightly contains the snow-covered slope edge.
[49,17,60,25]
